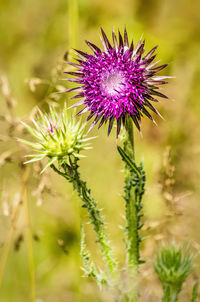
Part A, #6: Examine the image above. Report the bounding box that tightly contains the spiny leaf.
[117,145,139,175]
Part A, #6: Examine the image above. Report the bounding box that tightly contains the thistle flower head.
[153,244,193,287]
[65,28,169,137]
[19,105,93,172]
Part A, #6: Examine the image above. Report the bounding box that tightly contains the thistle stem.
[123,117,139,301]
[74,172,117,275]
[51,163,117,277]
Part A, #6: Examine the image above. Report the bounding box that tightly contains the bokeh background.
[0,0,200,301]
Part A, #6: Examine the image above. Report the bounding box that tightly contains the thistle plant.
[65,27,168,300]
[19,28,199,302]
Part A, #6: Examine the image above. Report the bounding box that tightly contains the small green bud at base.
[153,244,194,302]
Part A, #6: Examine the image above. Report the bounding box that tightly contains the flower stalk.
[118,117,146,301]
[124,118,138,267]
[51,160,117,277]
[123,118,139,301]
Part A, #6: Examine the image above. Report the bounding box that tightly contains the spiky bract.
[65,28,169,136]
[154,244,193,286]
[19,105,93,172]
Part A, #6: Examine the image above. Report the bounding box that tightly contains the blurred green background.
[0,0,200,301]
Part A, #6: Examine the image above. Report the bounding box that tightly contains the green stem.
[73,169,117,276]
[124,118,135,161]
[123,117,139,301]
[50,164,70,180]
[162,284,181,302]
[51,163,117,277]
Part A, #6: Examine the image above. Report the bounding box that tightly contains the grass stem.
[23,167,36,302]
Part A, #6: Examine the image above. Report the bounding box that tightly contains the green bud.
[19,104,94,172]
[153,243,194,302]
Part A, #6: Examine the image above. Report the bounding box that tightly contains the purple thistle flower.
[65,28,169,137]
